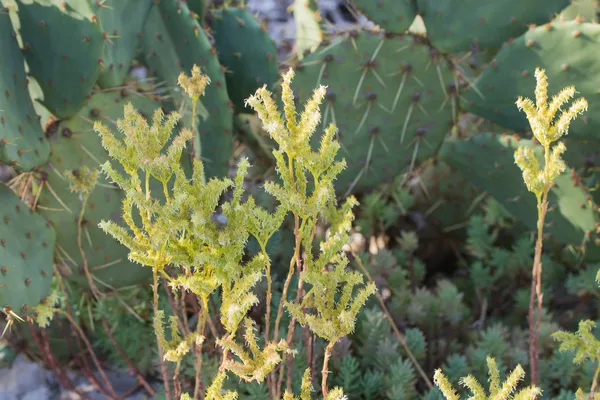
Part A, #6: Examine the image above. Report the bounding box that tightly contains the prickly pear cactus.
[0,184,55,316]
[349,0,417,33]
[464,21,600,142]
[96,0,154,88]
[554,0,599,23]
[439,132,600,262]
[188,0,205,21]
[211,6,279,113]
[292,0,323,56]
[37,87,157,289]
[291,31,458,194]
[416,0,570,53]
[140,0,233,178]
[0,8,49,171]
[15,0,104,119]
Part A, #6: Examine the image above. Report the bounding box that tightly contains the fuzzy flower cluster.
[514,68,587,198]
[434,357,541,399]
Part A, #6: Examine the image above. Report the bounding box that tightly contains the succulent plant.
[0,8,49,171]
[291,30,458,194]
[211,5,279,113]
[95,0,154,88]
[0,184,55,317]
[15,0,104,119]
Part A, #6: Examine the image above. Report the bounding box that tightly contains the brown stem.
[173,361,182,399]
[55,310,116,398]
[29,322,83,397]
[153,268,172,400]
[350,249,433,389]
[100,318,156,396]
[321,342,335,396]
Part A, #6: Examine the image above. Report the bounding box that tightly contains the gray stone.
[0,355,46,397]
[22,386,51,400]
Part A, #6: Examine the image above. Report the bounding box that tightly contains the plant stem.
[55,309,117,399]
[153,268,172,400]
[590,361,600,399]
[321,341,335,396]
[263,246,273,345]
[100,317,156,396]
[77,195,102,300]
[194,296,209,400]
[350,249,433,389]
[528,146,551,386]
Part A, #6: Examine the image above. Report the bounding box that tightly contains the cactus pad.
[140,0,233,178]
[0,8,49,171]
[416,0,570,53]
[350,0,417,34]
[292,0,324,56]
[37,87,158,289]
[96,0,154,88]
[15,0,104,119]
[439,133,600,261]
[463,21,600,141]
[211,6,279,113]
[554,0,599,23]
[0,184,55,316]
[291,30,458,194]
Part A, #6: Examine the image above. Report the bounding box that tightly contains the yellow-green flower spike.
[515,68,587,148]
[178,64,211,102]
[514,68,587,197]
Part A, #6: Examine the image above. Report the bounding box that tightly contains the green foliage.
[439,133,600,261]
[434,357,541,399]
[37,87,158,289]
[94,66,374,398]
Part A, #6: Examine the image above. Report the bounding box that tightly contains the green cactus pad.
[37,87,159,289]
[140,0,233,178]
[211,7,279,113]
[188,0,205,21]
[439,133,600,261]
[15,0,104,119]
[292,0,324,56]
[555,0,599,23]
[463,21,600,141]
[350,0,417,34]
[291,30,458,194]
[0,184,55,316]
[416,0,570,53]
[96,0,154,88]
[0,9,49,171]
